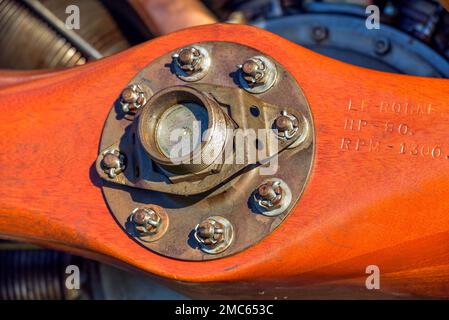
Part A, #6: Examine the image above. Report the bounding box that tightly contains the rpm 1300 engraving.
[97,42,314,261]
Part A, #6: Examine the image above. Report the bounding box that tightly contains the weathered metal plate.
[99,41,314,261]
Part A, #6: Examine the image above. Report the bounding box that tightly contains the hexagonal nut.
[255,180,284,210]
[120,84,148,113]
[195,219,224,246]
[237,55,277,93]
[175,47,202,73]
[194,216,234,254]
[252,179,292,217]
[274,111,300,140]
[172,45,211,81]
[131,207,161,236]
[101,149,126,178]
[241,57,267,86]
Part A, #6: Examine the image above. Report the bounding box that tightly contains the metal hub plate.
[99,41,314,261]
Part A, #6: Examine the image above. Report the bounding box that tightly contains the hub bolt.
[131,207,161,236]
[237,55,277,93]
[256,180,284,209]
[101,149,126,178]
[374,37,391,55]
[174,47,201,72]
[312,26,329,42]
[194,216,234,254]
[253,179,292,216]
[120,84,147,113]
[274,111,300,140]
[172,46,210,81]
[238,57,269,87]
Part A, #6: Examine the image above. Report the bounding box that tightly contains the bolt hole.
[135,166,140,178]
[250,105,260,117]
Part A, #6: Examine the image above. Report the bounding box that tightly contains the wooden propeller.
[0,24,448,299]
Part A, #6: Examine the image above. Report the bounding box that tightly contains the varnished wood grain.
[0,70,54,88]
[0,24,449,299]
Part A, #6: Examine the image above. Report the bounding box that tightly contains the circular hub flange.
[99,41,314,261]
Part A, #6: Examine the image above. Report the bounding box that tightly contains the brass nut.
[101,149,126,178]
[237,55,277,93]
[256,180,284,209]
[172,46,211,81]
[176,47,201,72]
[120,84,148,113]
[131,207,161,236]
[241,58,267,86]
[274,111,300,140]
[253,179,292,217]
[194,216,234,254]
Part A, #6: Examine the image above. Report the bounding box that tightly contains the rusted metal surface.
[96,82,305,195]
[98,41,314,261]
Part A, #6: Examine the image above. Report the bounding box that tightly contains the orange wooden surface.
[0,70,55,88]
[1,24,449,298]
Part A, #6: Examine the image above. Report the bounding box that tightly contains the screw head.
[194,216,233,254]
[374,37,391,55]
[101,149,125,178]
[312,26,329,42]
[131,207,161,236]
[172,46,210,81]
[120,84,147,113]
